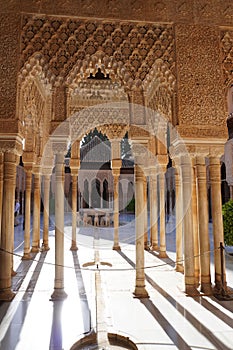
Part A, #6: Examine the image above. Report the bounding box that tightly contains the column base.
[22,253,32,260]
[0,289,16,301]
[112,245,121,251]
[41,244,50,252]
[151,244,159,251]
[176,264,184,273]
[133,286,149,299]
[200,283,213,295]
[70,242,78,251]
[31,247,40,253]
[185,284,200,296]
[158,251,168,258]
[50,288,68,301]
[11,269,17,277]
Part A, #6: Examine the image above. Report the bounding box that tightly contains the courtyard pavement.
[0,214,233,349]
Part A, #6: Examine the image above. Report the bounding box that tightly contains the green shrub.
[222,199,233,246]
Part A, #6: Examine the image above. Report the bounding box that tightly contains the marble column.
[209,155,227,292]
[112,170,121,251]
[143,175,149,250]
[158,169,168,258]
[174,164,184,272]
[149,171,159,251]
[41,173,51,251]
[51,153,67,300]
[192,163,200,287]
[31,170,41,253]
[100,182,103,209]
[0,153,3,239]
[133,164,149,298]
[196,155,212,294]
[111,139,122,251]
[22,169,32,260]
[0,152,17,301]
[180,155,197,295]
[70,173,78,251]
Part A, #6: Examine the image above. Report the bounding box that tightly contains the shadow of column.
[49,301,63,350]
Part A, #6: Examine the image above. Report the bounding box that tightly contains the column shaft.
[196,156,212,294]
[0,152,17,300]
[159,172,168,258]
[209,156,227,292]
[113,173,120,250]
[143,175,149,249]
[192,165,200,286]
[51,153,67,300]
[181,156,197,295]
[42,174,50,251]
[175,166,184,272]
[0,153,3,238]
[150,173,158,251]
[70,174,78,250]
[22,170,32,259]
[31,173,41,252]
[133,165,148,298]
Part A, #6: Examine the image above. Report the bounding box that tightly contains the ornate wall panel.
[0,14,21,120]
[17,1,233,26]
[221,29,233,87]
[19,15,175,91]
[175,24,227,137]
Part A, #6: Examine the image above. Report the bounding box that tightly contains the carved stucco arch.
[20,15,176,90]
[18,60,53,164]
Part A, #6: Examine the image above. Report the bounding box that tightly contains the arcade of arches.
[1,1,233,307]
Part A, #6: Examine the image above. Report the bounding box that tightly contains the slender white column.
[42,174,51,251]
[150,171,158,251]
[22,169,32,259]
[0,154,3,240]
[111,139,122,251]
[0,152,17,301]
[70,174,78,251]
[209,155,227,292]
[133,164,149,298]
[143,175,149,249]
[180,155,197,295]
[158,170,168,258]
[51,153,67,300]
[31,171,41,253]
[175,165,184,272]
[88,183,91,208]
[196,155,212,294]
[100,182,103,209]
[192,163,200,287]
[112,170,121,250]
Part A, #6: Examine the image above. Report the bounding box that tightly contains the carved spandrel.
[0,13,21,120]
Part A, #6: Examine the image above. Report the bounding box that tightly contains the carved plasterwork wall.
[0,13,21,123]
[19,16,175,92]
[2,1,231,27]
[175,24,228,139]
[19,74,51,159]
[221,29,233,88]
[68,79,128,114]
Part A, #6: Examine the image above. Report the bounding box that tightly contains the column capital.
[100,124,128,141]
[70,158,80,176]
[112,168,121,178]
[33,164,41,176]
[156,154,168,172]
[131,142,149,169]
[0,135,23,157]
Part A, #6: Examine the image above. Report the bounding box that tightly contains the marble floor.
[0,214,233,350]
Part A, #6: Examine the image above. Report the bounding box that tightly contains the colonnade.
[0,140,228,301]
